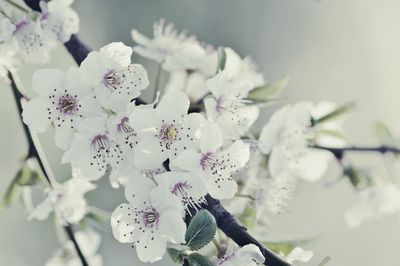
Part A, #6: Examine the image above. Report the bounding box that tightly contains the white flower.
[29,178,95,224]
[131,19,186,63]
[0,43,19,80]
[111,178,186,263]
[284,247,313,264]
[154,171,207,214]
[129,90,206,169]
[259,102,331,182]
[223,47,264,89]
[23,67,100,150]
[62,117,125,180]
[0,17,16,42]
[46,230,102,266]
[39,0,79,42]
[216,244,265,266]
[204,70,259,139]
[173,122,250,199]
[345,184,400,227]
[11,18,52,63]
[80,42,149,111]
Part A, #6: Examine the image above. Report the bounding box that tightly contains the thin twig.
[312,145,400,159]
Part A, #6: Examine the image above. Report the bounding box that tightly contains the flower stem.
[5,0,29,13]
[8,71,89,266]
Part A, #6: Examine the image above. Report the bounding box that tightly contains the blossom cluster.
[0,0,79,78]
[20,19,345,264]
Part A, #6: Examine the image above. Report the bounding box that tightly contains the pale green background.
[1,0,400,265]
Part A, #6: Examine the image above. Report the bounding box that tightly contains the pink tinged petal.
[156,90,190,122]
[200,122,223,153]
[206,174,238,200]
[99,42,133,68]
[135,231,167,263]
[111,203,135,243]
[172,149,202,172]
[22,98,52,133]
[158,210,186,244]
[124,177,155,205]
[134,137,166,169]
[32,68,65,96]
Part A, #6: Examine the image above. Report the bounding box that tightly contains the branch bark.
[312,145,400,159]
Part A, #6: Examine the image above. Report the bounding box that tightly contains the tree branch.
[312,145,400,159]
[204,195,290,266]
[8,72,89,266]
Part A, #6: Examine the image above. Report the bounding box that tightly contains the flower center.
[91,134,110,151]
[158,124,178,148]
[200,152,216,171]
[117,117,132,133]
[142,208,159,228]
[103,70,121,90]
[58,95,77,115]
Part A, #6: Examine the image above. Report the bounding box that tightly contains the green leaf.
[0,177,21,209]
[263,239,315,256]
[248,76,289,102]
[343,166,373,188]
[15,166,40,186]
[167,248,185,263]
[315,128,348,141]
[318,256,332,266]
[188,253,215,266]
[185,210,217,251]
[374,122,397,146]
[217,47,226,73]
[313,102,355,125]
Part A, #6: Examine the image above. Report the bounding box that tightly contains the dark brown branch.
[311,145,400,160]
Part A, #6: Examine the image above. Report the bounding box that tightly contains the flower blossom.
[80,42,149,111]
[216,244,265,266]
[46,230,102,266]
[129,90,206,169]
[173,122,250,199]
[345,184,400,227]
[111,178,186,263]
[29,178,95,224]
[22,67,99,150]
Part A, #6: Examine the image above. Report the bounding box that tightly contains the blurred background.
[2,0,400,265]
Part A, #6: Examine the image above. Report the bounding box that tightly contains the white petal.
[172,149,202,172]
[22,98,52,133]
[237,244,265,264]
[29,198,53,220]
[124,177,155,205]
[295,149,331,182]
[150,186,183,214]
[286,247,313,263]
[207,175,238,200]
[158,210,186,244]
[134,137,166,169]
[99,42,132,67]
[32,69,64,96]
[111,203,135,243]
[200,122,223,153]
[135,232,167,263]
[54,123,73,150]
[156,90,189,122]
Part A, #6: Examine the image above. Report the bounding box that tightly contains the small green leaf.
[167,248,185,263]
[217,47,226,73]
[248,77,289,102]
[313,102,355,125]
[343,166,373,189]
[374,122,397,146]
[318,256,332,266]
[0,178,21,209]
[263,239,315,256]
[185,210,217,251]
[188,253,215,266]
[16,166,40,186]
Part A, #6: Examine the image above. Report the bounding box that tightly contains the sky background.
[1,0,400,265]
